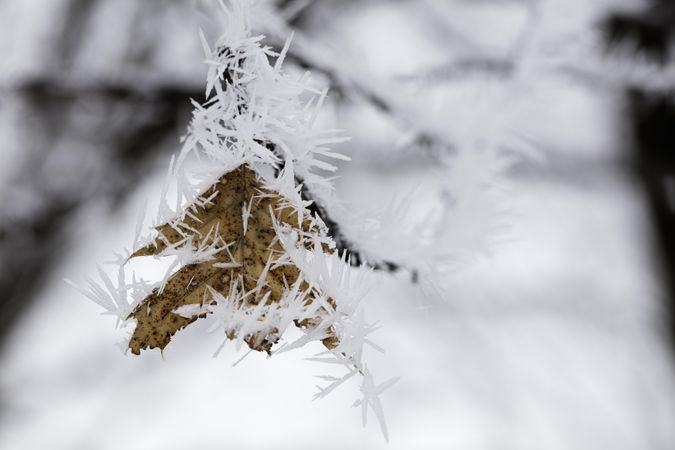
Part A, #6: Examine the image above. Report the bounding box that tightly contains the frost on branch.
[74,0,397,441]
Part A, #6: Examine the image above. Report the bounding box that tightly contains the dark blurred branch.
[629,90,675,347]
[608,1,675,350]
[12,75,200,102]
[0,75,199,347]
[606,3,675,63]
[394,58,514,83]
[58,0,98,65]
[277,0,319,24]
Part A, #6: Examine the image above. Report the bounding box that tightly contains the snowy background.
[1,0,675,449]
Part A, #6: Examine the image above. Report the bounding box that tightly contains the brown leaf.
[127,164,336,355]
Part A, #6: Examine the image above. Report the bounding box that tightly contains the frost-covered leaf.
[127,164,337,355]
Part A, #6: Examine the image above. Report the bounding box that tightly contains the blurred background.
[2,0,675,448]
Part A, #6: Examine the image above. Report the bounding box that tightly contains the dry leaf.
[127,164,336,355]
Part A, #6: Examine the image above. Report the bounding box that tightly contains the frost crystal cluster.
[74,0,398,441]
